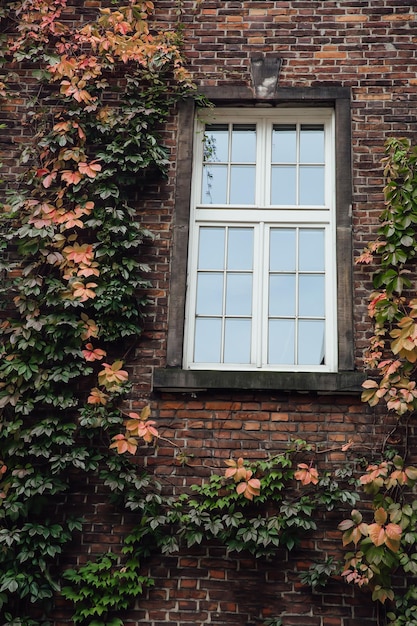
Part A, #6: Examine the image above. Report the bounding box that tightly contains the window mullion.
[226,124,232,205]
[295,124,300,206]
[295,227,300,366]
[220,226,228,363]
[257,119,267,206]
[253,223,264,368]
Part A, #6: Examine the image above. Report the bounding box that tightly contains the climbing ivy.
[61,443,361,623]
[0,0,200,622]
[353,137,417,623]
[359,138,417,416]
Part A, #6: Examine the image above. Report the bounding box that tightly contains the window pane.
[272,125,296,163]
[299,275,325,317]
[194,318,222,362]
[270,229,296,271]
[300,125,325,163]
[230,165,255,204]
[268,319,295,365]
[224,319,251,363]
[202,164,228,204]
[204,125,229,162]
[269,275,296,316]
[271,166,296,205]
[226,274,252,315]
[299,229,325,271]
[198,227,225,270]
[298,320,325,365]
[231,124,256,162]
[227,228,254,270]
[299,166,325,205]
[196,273,224,315]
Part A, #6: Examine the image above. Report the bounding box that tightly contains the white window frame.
[184,107,337,373]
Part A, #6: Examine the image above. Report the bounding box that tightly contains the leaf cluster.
[359,138,417,416]
[62,552,153,625]
[338,453,417,619]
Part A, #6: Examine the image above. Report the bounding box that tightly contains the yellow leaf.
[368,523,386,547]
[140,405,151,420]
[374,507,388,525]
[405,466,417,481]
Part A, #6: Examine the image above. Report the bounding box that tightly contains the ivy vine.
[0,0,201,622]
[359,138,417,417]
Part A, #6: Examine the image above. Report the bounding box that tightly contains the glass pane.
[227,228,254,270]
[226,274,252,315]
[204,125,229,162]
[196,273,223,315]
[270,229,296,272]
[271,166,296,205]
[269,275,296,316]
[224,319,251,363]
[300,125,324,163]
[299,166,324,205]
[299,275,325,317]
[202,164,228,204]
[272,125,296,163]
[268,319,295,365]
[198,227,225,270]
[231,125,256,162]
[299,229,325,271]
[194,318,222,362]
[298,320,325,365]
[230,165,255,204]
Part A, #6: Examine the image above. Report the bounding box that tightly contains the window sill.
[153,368,366,394]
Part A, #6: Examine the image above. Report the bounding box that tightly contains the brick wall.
[3,1,417,625]
[137,2,417,624]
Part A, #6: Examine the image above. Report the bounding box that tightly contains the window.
[154,88,360,392]
[184,108,337,372]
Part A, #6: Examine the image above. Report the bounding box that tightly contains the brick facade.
[2,1,417,625]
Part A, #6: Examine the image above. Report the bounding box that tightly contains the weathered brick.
[4,0,417,624]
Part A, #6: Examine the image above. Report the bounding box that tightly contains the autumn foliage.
[0,0,198,621]
[358,139,417,416]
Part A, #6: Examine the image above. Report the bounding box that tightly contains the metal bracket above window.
[250,55,282,99]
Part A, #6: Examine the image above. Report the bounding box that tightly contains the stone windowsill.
[153,368,366,394]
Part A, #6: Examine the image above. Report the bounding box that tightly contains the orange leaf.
[224,457,247,482]
[98,361,129,391]
[235,474,261,500]
[362,379,379,389]
[368,523,386,547]
[61,170,83,185]
[109,434,137,455]
[72,281,97,302]
[43,171,58,188]
[78,161,101,178]
[63,243,94,264]
[137,420,159,443]
[82,343,106,362]
[385,523,402,542]
[87,387,109,405]
[374,507,388,525]
[294,463,319,485]
[80,314,99,340]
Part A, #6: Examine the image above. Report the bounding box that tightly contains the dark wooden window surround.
[153,86,365,393]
